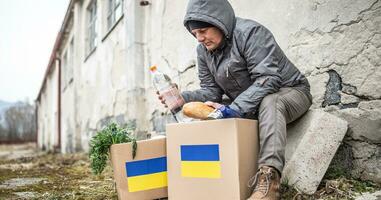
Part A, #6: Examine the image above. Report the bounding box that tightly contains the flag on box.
[125,157,168,192]
[180,144,221,178]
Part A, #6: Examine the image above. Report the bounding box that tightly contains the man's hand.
[156,83,179,108]
[156,91,167,108]
[205,101,242,119]
[204,101,224,109]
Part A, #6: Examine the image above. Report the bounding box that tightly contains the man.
[159,0,312,199]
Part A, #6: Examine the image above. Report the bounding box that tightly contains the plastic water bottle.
[149,65,185,122]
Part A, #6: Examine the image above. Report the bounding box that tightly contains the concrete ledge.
[282,109,348,194]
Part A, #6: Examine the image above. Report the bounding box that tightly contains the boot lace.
[247,168,273,196]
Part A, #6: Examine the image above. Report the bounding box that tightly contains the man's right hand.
[156,83,180,108]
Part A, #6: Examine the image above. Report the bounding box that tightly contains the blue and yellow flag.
[125,157,168,192]
[180,144,221,178]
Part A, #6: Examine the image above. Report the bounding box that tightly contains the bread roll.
[182,102,215,120]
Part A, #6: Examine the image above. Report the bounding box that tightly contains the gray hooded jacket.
[181,0,311,116]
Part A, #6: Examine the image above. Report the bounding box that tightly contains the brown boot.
[247,166,281,200]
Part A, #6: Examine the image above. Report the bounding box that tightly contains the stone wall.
[328,101,381,183]
[285,0,381,183]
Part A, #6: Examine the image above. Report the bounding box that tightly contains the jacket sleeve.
[229,25,282,115]
[181,45,223,103]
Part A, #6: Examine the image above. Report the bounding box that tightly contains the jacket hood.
[184,0,236,39]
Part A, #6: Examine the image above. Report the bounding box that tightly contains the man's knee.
[259,93,278,113]
[258,93,288,122]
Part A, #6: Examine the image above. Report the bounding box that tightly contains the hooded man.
[159,0,312,199]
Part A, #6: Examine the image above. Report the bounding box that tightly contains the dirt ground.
[0,143,379,200]
[0,143,116,200]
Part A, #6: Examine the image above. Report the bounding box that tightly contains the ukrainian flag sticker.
[125,157,168,192]
[180,144,221,179]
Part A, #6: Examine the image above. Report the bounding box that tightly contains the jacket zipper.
[226,66,241,88]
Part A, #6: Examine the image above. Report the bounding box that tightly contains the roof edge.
[36,0,75,102]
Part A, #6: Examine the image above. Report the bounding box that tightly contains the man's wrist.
[226,104,243,117]
[221,105,242,118]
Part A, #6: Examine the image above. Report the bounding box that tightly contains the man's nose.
[196,34,205,42]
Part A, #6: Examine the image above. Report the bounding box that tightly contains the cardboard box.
[110,137,168,200]
[166,118,258,200]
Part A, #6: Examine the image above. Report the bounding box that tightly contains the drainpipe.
[35,101,38,148]
[56,58,62,152]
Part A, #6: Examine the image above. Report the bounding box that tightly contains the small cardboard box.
[110,137,168,200]
[166,118,259,200]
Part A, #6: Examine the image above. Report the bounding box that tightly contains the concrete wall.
[60,11,76,153]
[37,0,380,182]
[57,0,149,152]
[76,0,135,151]
[143,0,199,133]
[254,0,381,183]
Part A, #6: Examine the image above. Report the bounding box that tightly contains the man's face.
[191,27,224,51]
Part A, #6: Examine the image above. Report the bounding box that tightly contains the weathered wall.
[60,19,76,154]
[60,0,149,152]
[37,62,59,151]
[39,0,147,153]
[143,0,199,134]
[74,0,130,152]
[280,0,381,183]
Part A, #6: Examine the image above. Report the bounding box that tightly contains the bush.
[89,122,137,175]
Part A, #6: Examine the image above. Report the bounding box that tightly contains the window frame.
[102,0,124,41]
[62,37,75,91]
[107,0,123,30]
[62,50,68,91]
[68,37,74,84]
[85,0,98,59]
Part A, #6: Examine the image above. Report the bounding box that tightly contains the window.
[69,38,74,71]
[67,38,74,82]
[86,0,97,56]
[62,51,68,89]
[62,38,74,90]
[107,0,123,30]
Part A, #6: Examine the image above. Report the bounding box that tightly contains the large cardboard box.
[166,118,258,200]
[110,137,168,200]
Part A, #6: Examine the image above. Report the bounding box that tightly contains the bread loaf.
[182,102,215,120]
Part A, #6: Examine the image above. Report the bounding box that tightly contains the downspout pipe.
[35,101,38,148]
[55,58,62,152]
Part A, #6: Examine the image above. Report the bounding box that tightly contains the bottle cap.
[149,65,157,72]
